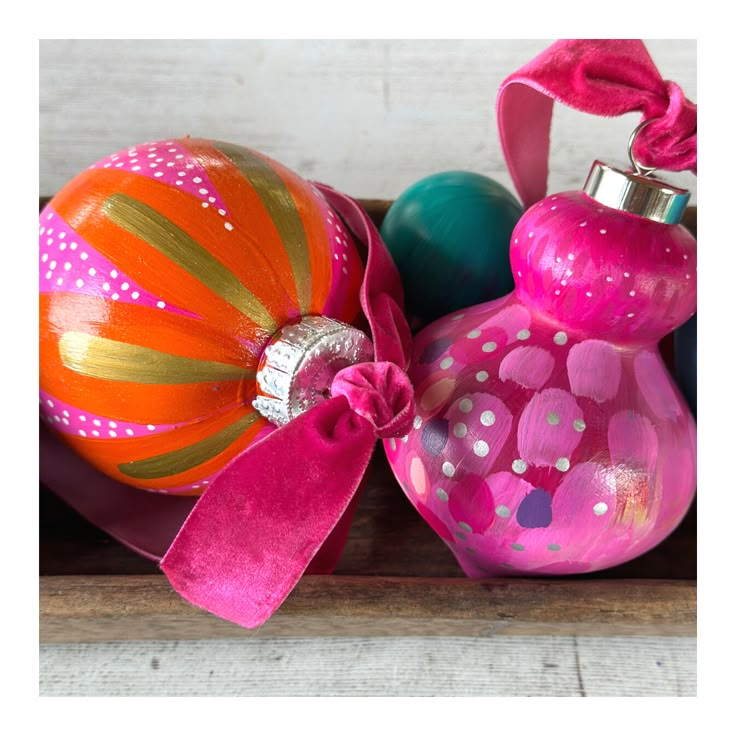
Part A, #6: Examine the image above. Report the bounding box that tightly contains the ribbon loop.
[331,361,415,438]
[497,39,697,208]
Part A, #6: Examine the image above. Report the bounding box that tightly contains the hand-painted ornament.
[379,171,523,326]
[39,137,365,495]
[384,160,697,576]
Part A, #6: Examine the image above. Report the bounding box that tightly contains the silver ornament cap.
[583,160,690,225]
[253,315,373,427]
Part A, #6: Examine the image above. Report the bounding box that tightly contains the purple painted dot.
[516,488,553,529]
[419,337,452,364]
[421,418,449,457]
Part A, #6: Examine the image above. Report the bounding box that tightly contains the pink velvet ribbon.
[497,39,697,209]
[40,185,415,629]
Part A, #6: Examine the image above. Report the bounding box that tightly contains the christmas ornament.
[39,138,414,627]
[384,39,697,576]
[379,171,523,326]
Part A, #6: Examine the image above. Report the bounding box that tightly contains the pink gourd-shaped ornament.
[384,141,696,576]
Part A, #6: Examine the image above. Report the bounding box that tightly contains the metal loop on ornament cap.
[627,118,659,178]
[252,315,374,426]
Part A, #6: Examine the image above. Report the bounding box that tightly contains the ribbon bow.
[40,185,415,629]
[497,39,697,209]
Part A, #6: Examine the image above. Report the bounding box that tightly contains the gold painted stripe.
[118,412,259,480]
[102,192,277,331]
[215,141,312,311]
[59,332,255,384]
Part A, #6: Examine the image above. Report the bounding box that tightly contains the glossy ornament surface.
[384,173,697,576]
[380,171,523,326]
[39,138,364,495]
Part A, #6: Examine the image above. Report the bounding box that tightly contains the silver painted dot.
[459,398,473,413]
[593,502,609,516]
[512,459,527,474]
[389,438,397,451]
[476,371,489,383]
[453,422,468,438]
[482,342,497,353]
[517,329,531,340]
[439,357,454,370]
[480,411,495,426]
[413,416,422,430]
[555,457,571,472]
[573,419,586,432]
[467,329,481,339]
[548,544,561,552]
[442,462,455,478]
[546,412,560,425]
[436,488,449,502]
[455,532,467,541]
[511,543,525,551]
[450,314,465,321]
[553,331,568,345]
[495,505,511,518]
[401,435,409,443]
[458,522,472,533]
[473,440,489,457]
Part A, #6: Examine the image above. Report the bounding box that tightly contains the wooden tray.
[39,199,697,643]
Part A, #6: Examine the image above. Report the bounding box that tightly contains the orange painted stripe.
[52,168,275,345]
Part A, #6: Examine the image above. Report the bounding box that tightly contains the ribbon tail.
[160,396,376,629]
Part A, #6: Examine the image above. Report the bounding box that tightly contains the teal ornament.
[380,170,523,326]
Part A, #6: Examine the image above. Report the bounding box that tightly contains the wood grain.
[40,574,695,643]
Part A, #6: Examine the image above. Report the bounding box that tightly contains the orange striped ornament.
[39,138,364,494]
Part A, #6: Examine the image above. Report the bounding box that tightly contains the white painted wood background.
[39,39,697,698]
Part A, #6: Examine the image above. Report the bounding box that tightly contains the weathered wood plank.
[40,575,696,643]
[38,634,696,697]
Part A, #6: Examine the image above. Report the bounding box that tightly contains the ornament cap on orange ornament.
[39,137,414,628]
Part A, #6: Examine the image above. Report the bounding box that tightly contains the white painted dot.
[103,283,110,291]
[629,290,636,296]
[78,430,87,437]
[517,271,522,277]
[154,171,164,177]
[45,271,52,280]
[342,253,348,261]
[176,180,183,185]
[627,313,635,318]
[573,419,586,432]
[126,429,134,436]
[342,267,348,275]
[70,242,78,251]
[88,267,96,276]
[132,291,140,299]
[109,421,117,428]
[512,459,527,474]
[121,282,130,291]
[41,254,49,263]
[80,252,88,261]
[224,222,234,231]
[683,254,689,260]
[109,430,117,437]
[561,280,567,286]
[59,242,67,251]
[453,423,467,438]
[147,424,156,431]
[528,232,534,238]
[473,440,489,457]
[606,276,613,282]
[553,331,568,345]
[555,457,570,472]
[551,205,557,211]
[131,166,141,171]
[49,260,57,270]
[62,418,70,425]
[586,291,592,297]
[600,229,607,234]
[62,410,69,417]
[496,505,511,518]
[75,278,84,288]
[556,257,562,263]
[547,412,560,425]
[93,419,101,427]
[593,502,608,516]
[209,197,217,203]
[482,342,497,353]
[480,411,496,426]
[334,254,339,260]
[517,329,531,340]
[79,415,86,421]
[199,188,208,195]
[665,248,671,253]
[53,415,61,422]
[413,416,422,430]
[440,357,454,370]
[568,253,574,260]
[112,293,120,300]
[149,163,158,168]
[92,430,100,437]
[624,272,630,277]
[157,301,166,309]
[686,274,691,280]
[46,400,54,408]
[202,202,209,208]
[467,329,481,339]
[580,221,587,227]
[459,398,473,413]
[442,462,455,478]
[476,371,489,382]
[193,177,202,183]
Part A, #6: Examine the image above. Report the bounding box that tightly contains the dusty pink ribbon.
[497,39,697,208]
[40,186,415,628]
